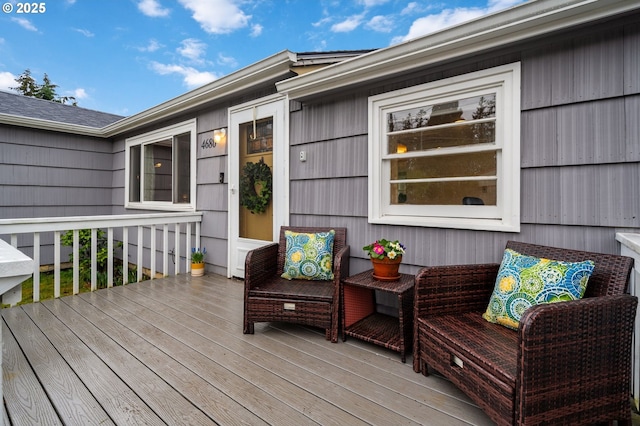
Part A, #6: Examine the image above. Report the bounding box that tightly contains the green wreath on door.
[240,158,272,214]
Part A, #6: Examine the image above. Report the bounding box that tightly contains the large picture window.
[125,119,196,211]
[368,63,520,232]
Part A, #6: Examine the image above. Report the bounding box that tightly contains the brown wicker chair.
[413,240,638,426]
[243,226,349,343]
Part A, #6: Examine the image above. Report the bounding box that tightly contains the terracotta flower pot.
[370,256,402,281]
[191,262,205,277]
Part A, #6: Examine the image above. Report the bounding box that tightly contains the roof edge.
[276,0,638,99]
[0,113,104,136]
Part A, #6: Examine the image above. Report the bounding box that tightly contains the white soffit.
[276,0,639,99]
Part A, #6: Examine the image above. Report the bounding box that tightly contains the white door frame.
[227,94,289,278]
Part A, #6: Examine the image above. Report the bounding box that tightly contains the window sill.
[368,214,520,233]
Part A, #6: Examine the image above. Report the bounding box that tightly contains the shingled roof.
[0,90,124,128]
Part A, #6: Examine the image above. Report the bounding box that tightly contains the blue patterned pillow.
[281,230,335,280]
[482,248,595,330]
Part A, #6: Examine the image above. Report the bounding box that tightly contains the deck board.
[3,273,496,426]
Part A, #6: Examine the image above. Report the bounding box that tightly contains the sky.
[0,0,525,117]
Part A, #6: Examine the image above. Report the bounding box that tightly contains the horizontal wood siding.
[0,127,114,219]
[288,11,640,271]
[0,126,115,263]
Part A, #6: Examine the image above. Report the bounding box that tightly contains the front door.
[228,96,288,278]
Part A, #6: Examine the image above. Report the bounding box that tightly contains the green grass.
[8,265,146,306]
[17,269,91,305]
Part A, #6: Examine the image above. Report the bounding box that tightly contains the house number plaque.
[197,129,227,158]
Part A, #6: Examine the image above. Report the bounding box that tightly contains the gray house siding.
[0,125,116,263]
[288,12,640,275]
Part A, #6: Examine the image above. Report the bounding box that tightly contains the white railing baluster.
[195,222,201,250]
[54,231,61,298]
[186,223,192,273]
[163,224,169,277]
[33,232,40,302]
[122,226,128,285]
[73,230,79,295]
[137,226,143,283]
[150,225,156,280]
[10,234,17,248]
[174,223,181,275]
[91,228,97,291]
[107,228,113,288]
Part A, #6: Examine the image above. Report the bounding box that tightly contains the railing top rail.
[0,212,203,234]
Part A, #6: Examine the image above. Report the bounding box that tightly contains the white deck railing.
[0,212,203,305]
[616,233,640,412]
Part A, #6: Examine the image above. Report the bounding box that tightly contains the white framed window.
[368,63,521,232]
[125,119,197,211]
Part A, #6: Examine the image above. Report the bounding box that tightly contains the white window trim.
[125,119,197,211]
[368,63,521,232]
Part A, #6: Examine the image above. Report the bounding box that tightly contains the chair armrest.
[332,245,350,286]
[244,243,279,290]
[516,295,638,424]
[414,263,499,317]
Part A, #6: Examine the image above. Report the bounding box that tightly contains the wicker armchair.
[413,240,638,426]
[243,226,349,343]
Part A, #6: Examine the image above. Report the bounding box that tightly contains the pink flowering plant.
[363,239,406,260]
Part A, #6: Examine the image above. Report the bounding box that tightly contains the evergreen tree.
[11,69,77,105]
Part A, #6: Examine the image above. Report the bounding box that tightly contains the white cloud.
[137,0,170,17]
[137,39,163,52]
[178,0,250,34]
[11,18,38,32]
[366,15,393,33]
[178,38,206,62]
[392,9,480,44]
[250,24,263,37]
[217,53,237,68]
[331,14,364,33]
[74,28,94,37]
[150,61,218,88]
[357,0,390,7]
[393,0,525,44]
[312,16,332,28]
[72,88,88,99]
[400,2,433,15]
[0,71,17,92]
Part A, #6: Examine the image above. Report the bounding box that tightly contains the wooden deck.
[1,273,495,425]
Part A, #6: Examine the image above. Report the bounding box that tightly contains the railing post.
[73,230,79,295]
[137,226,143,283]
[163,224,169,277]
[91,228,97,291]
[616,233,640,412]
[175,223,181,275]
[150,225,156,280]
[122,226,129,284]
[0,239,34,419]
[33,232,40,302]
[54,230,61,298]
[107,228,113,288]
[186,223,192,273]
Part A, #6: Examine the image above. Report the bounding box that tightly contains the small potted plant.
[363,239,406,281]
[191,247,206,277]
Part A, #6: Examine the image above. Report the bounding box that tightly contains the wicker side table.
[341,270,414,362]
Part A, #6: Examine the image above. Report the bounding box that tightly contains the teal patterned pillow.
[483,248,595,330]
[281,230,335,280]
